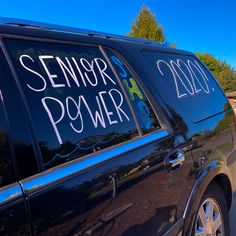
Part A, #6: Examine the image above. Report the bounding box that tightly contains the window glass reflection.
[6,39,138,169]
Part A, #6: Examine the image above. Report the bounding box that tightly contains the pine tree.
[196,52,236,92]
[127,6,165,42]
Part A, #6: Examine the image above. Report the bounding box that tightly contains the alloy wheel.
[195,197,224,236]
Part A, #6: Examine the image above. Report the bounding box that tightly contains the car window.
[105,49,161,134]
[142,51,229,122]
[0,92,15,187]
[0,47,39,179]
[5,39,139,169]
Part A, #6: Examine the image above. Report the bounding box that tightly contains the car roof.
[0,17,193,56]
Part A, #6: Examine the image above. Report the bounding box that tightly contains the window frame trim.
[0,182,23,206]
[20,129,170,196]
[99,45,142,135]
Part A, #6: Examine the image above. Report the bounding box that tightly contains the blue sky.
[0,0,235,68]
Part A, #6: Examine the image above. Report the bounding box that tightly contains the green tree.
[127,5,165,42]
[196,52,236,92]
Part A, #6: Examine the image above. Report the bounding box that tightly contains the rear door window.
[142,51,229,122]
[5,39,139,169]
[104,49,161,134]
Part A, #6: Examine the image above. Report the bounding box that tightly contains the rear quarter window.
[142,51,229,122]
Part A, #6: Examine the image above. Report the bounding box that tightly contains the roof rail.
[0,17,164,46]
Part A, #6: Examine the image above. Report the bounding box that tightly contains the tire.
[192,183,230,236]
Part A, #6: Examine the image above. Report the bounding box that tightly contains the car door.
[0,100,30,235]
[0,46,32,235]
[3,36,195,236]
[97,49,196,236]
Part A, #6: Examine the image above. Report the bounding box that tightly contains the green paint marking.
[123,78,143,101]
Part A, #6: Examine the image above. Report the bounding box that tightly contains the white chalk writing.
[20,54,130,144]
[157,59,212,99]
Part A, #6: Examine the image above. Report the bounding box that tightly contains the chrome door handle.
[169,152,185,168]
[165,149,185,172]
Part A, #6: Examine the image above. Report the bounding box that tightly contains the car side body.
[0,18,235,236]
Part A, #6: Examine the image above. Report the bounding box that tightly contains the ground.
[230,202,236,235]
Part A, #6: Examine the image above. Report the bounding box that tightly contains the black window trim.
[99,45,142,135]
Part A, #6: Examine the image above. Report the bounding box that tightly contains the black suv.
[0,18,235,236]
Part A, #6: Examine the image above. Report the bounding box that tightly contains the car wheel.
[193,183,230,236]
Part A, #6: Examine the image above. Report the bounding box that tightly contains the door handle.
[165,149,185,171]
[169,151,185,168]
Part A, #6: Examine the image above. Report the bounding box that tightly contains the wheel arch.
[210,173,232,209]
[182,160,233,235]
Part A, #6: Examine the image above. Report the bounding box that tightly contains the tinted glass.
[0,94,15,187]
[142,51,229,122]
[6,39,138,169]
[0,47,39,179]
[105,50,160,134]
